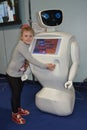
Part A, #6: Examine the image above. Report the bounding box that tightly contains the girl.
[6,24,55,124]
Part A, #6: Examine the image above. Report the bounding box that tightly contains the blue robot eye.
[42,13,50,19]
[55,13,61,19]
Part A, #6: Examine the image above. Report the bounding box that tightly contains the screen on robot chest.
[33,38,61,54]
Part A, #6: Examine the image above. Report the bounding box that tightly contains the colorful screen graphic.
[33,38,61,54]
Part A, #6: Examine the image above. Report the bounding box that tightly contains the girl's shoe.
[18,108,30,116]
[12,113,26,124]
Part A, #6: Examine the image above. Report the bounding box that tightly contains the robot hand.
[21,74,28,81]
[64,81,72,89]
[21,66,32,81]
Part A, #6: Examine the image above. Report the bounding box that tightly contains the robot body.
[29,31,79,115]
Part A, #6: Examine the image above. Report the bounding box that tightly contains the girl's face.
[21,30,34,45]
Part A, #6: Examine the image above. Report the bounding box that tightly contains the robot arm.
[65,41,80,89]
[21,66,32,81]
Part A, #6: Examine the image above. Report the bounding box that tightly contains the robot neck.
[46,27,56,32]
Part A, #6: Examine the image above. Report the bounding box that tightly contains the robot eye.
[42,13,50,19]
[55,12,61,19]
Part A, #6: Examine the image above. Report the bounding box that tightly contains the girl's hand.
[46,63,56,71]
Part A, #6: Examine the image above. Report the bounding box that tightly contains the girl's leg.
[6,74,23,113]
[6,74,30,124]
[6,74,26,124]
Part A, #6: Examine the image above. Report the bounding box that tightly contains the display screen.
[32,38,61,54]
[0,0,21,26]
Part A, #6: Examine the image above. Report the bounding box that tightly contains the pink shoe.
[18,108,30,116]
[12,113,26,124]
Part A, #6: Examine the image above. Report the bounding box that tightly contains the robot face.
[40,10,63,26]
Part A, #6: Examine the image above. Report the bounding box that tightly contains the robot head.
[37,9,63,29]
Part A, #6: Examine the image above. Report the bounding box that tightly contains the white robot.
[22,9,80,116]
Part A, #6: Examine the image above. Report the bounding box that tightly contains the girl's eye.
[29,35,33,38]
[24,35,33,37]
[24,35,28,37]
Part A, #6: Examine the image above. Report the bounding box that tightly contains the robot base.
[35,87,75,116]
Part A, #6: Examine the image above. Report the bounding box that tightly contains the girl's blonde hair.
[20,24,35,38]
